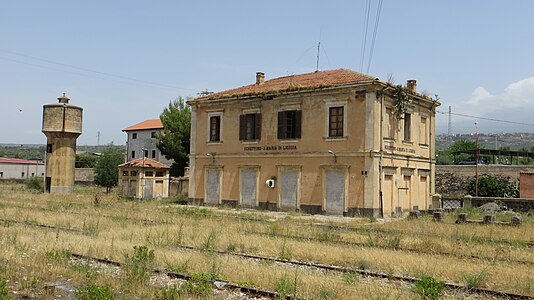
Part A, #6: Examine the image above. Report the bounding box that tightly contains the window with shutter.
[239,113,261,141]
[278,110,302,139]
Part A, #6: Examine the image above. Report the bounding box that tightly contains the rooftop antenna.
[316,41,321,72]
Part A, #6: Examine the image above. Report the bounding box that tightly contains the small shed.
[118,157,170,199]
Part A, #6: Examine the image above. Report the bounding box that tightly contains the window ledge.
[419,144,429,149]
[402,140,413,145]
[279,138,300,143]
[324,136,347,142]
[383,137,395,142]
[207,141,223,145]
[241,140,260,144]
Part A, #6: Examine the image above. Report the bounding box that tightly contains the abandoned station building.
[187,69,440,217]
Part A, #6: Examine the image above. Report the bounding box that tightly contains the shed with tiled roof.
[118,157,169,199]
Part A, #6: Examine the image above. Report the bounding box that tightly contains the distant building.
[0,158,45,179]
[188,69,439,217]
[118,157,170,199]
[122,119,173,166]
[520,172,534,198]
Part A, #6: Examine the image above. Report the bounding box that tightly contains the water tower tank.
[42,93,83,193]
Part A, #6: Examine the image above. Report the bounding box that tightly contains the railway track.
[70,253,281,299]
[2,214,533,267]
[2,217,533,299]
[3,200,532,248]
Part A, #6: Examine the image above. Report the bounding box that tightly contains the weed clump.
[0,278,9,300]
[123,245,155,282]
[25,177,43,192]
[75,283,115,300]
[413,275,445,299]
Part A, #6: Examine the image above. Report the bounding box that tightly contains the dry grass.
[0,182,533,299]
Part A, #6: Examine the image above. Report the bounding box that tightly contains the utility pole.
[475,122,479,197]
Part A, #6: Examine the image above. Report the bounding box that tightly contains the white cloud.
[465,77,534,114]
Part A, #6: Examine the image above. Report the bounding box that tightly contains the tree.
[466,175,519,198]
[75,154,97,168]
[94,147,124,192]
[157,97,191,176]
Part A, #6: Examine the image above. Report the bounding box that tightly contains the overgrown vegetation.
[123,245,155,282]
[75,284,116,300]
[413,275,445,299]
[25,177,43,192]
[93,147,124,192]
[157,97,191,177]
[466,175,519,198]
[0,183,533,299]
[0,278,9,300]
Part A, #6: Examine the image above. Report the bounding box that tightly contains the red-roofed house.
[118,157,170,199]
[187,69,440,217]
[122,119,173,166]
[0,158,45,179]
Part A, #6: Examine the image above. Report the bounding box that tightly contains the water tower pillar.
[42,93,83,193]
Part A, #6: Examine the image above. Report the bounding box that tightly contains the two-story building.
[187,69,440,217]
[122,119,173,166]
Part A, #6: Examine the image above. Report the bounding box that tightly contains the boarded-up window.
[403,113,411,141]
[385,107,395,139]
[420,116,428,145]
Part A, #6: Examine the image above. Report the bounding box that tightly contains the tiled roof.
[0,158,44,165]
[122,119,163,132]
[119,157,169,169]
[197,69,377,100]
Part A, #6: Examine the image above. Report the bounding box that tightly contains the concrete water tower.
[42,93,83,193]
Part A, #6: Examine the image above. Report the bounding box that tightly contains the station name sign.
[244,145,297,151]
[384,145,416,154]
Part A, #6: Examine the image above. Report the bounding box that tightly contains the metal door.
[279,169,298,210]
[240,168,257,207]
[325,169,345,215]
[205,169,221,205]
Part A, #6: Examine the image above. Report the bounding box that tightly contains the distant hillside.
[0,144,125,160]
[436,133,534,151]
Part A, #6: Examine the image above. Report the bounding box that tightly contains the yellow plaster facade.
[188,69,439,217]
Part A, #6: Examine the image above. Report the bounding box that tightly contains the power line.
[366,0,383,74]
[436,110,534,127]
[359,0,372,73]
[0,49,198,92]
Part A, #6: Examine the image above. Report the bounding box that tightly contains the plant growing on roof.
[393,85,412,119]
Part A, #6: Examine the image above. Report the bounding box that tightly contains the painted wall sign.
[384,145,416,154]
[244,145,297,151]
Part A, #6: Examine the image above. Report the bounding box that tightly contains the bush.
[466,175,519,198]
[75,284,115,300]
[25,177,43,192]
[413,275,445,299]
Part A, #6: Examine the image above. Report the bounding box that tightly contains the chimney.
[256,72,265,84]
[406,80,417,93]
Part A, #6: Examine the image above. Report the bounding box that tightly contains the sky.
[1,0,534,145]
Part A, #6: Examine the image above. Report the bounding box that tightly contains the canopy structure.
[452,148,534,165]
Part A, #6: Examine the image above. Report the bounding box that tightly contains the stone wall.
[436,165,534,198]
[169,177,189,197]
[75,168,94,183]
